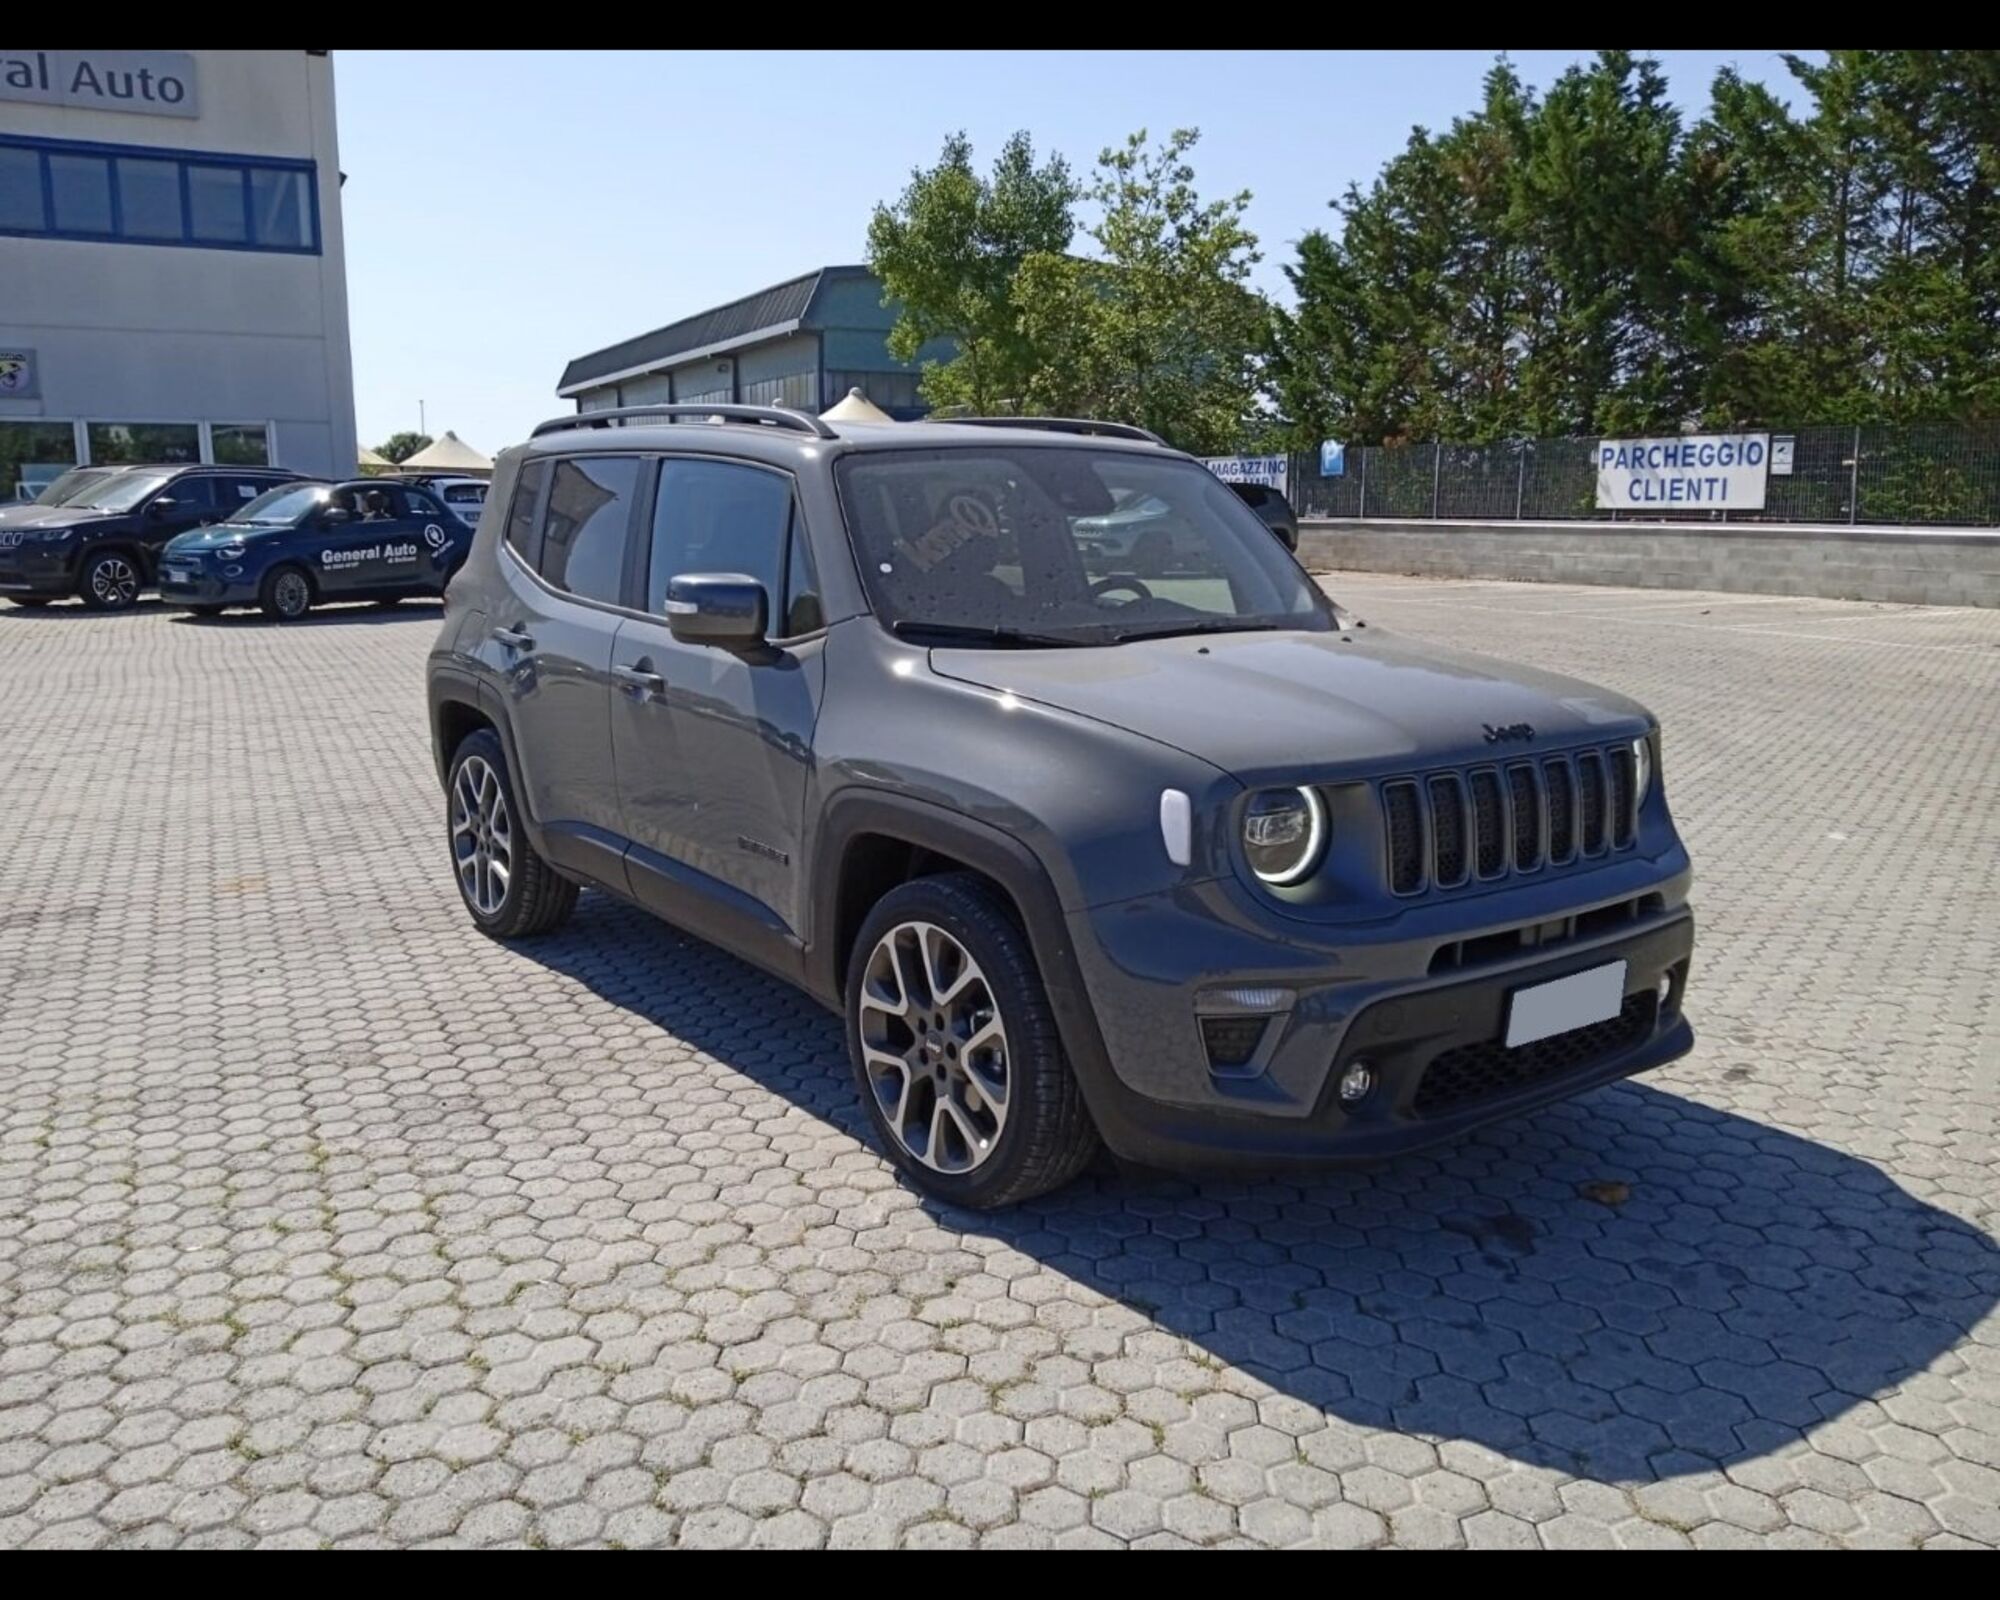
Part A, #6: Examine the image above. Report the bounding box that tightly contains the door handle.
[613,662,665,695]
[491,625,533,650]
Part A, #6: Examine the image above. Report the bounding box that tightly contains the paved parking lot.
[0,574,1996,1550]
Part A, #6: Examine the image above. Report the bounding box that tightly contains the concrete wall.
[0,50,355,480]
[1298,517,2000,609]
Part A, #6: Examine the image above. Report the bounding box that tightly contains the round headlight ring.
[1244,785,1328,886]
[1632,736,1653,804]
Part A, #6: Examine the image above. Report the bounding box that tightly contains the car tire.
[78,550,142,612]
[845,871,1099,1209]
[446,728,577,939]
[259,564,315,621]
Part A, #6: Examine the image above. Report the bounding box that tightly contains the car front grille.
[1382,744,1639,895]
[1412,992,1654,1117]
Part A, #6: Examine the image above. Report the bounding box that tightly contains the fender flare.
[807,788,1129,1137]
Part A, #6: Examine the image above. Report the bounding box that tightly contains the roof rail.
[531,403,836,442]
[942,416,1168,446]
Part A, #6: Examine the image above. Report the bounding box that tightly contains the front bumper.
[1060,861,1695,1171]
[0,547,77,597]
[157,562,254,606]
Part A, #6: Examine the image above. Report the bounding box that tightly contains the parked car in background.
[159,477,472,620]
[1226,481,1300,552]
[398,474,489,529]
[427,405,1694,1209]
[0,465,121,525]
[0,463,306,610]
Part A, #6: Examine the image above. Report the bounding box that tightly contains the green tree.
[377,431,431,464]
[866,131,1077,414]
[1012,128,1265,454]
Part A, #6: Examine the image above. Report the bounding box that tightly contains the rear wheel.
[259,564,314,621]
[79,551,141,611]
[845,872,1098,1208]
[447,729,577,939]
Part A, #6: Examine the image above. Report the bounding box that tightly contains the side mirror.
[147,497,177,517]
[319,506,352,526]
[663,573,768,651]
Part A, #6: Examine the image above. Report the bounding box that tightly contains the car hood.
[0,502,71,529]
[928,625,1652,782]
[167,524,282,552]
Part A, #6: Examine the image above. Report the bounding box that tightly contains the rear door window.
[539,455,640,605]
[505,460,549,569]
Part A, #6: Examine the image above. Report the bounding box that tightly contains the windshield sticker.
[895,492,1000,573]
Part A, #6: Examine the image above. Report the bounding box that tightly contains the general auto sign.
[1596,433,1770,511]
[0,50,199,118]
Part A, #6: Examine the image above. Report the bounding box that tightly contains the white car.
[404,475,488,528]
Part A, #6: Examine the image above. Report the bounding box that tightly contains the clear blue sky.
[336,49,1808,455]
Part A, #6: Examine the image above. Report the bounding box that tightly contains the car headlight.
[1243,786,1327,885]
[35,526,76,544]
[214,543,245,561]
[1632,736,1653,804]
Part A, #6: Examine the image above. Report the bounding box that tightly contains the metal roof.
[557,266,870,396]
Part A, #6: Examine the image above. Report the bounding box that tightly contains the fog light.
[1337,1061,1376,1104]
[1657,973,1676,1014]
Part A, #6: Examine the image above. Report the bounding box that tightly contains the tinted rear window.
[505,460,548,568]
[539,455,639,605]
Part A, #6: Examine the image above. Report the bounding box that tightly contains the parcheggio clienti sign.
[0,50,199,118]
[1596,433,1769,511]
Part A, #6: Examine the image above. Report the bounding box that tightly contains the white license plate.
[1505,960,1628,1048]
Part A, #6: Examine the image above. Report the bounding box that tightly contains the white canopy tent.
[819,387,894,425]
[398,431,492,475]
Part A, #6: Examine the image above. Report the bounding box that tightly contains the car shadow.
[0,598,442,626]
[513,891,1999,1486]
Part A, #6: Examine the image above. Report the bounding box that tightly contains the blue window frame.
[0,132,319,255]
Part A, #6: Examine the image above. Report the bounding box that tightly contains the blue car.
[158,478,476,620]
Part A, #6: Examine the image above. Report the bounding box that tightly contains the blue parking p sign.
[1319,439,1345,477]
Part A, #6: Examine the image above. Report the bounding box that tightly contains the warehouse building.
[0,49,357,499]
[558,265,951,421]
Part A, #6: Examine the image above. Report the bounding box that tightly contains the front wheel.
[845,872,1098,1208]
[259,564,314,621]
[79,551,142,611]
[446,729,577,939]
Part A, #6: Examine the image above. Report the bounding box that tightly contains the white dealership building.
[0,50,356,499]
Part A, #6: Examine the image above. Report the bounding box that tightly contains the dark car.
[1227,481,1300,552]
[0,463,306,610]
[158,478,476,620]
[427,404,1694,1209]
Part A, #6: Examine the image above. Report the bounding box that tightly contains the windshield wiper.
[1105,619,1291,643]
[888,620,1085,649]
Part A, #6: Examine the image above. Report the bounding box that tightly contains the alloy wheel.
[89,556,139,608]
[272,570,311,618]
[450,755,513,917]
[857,920,1009,1173]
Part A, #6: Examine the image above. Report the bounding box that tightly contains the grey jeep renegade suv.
[427,405,1694,1208]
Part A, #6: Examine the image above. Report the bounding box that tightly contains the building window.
[825,369,923,415]
[48,152,114,234]
[116,157,182,240]
[210,424,272,466]
[0,134,318,255]
[88,422,201,465]
[0,146,42,231]
[0,421,79,504]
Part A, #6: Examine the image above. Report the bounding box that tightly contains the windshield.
[226,483,330,527]
[77,471,176,513]
[33,468,113,507]
[836,447,1332,644]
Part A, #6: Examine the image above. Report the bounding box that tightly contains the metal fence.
[1288,422,2000,529]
